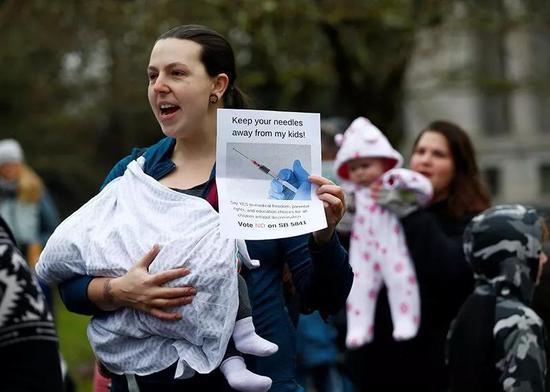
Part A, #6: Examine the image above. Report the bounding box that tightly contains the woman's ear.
[212,73,229,98]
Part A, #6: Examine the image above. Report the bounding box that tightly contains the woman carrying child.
[345,120,491,391]
[54,24,352,392]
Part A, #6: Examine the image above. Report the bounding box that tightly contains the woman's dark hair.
[412,120,491,218]
[158,24,249,109]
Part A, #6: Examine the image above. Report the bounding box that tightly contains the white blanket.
[37,158,249,378]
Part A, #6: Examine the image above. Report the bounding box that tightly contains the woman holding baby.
[344,120,491,391]
[52,24,352,392]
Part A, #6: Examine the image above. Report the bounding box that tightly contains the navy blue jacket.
[59,137,352,391]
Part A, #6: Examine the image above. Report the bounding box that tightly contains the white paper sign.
[216,108,327,239]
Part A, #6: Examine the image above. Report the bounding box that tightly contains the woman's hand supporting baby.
[87,244,197,321]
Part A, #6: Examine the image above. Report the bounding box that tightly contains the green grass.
[54,295,95,391]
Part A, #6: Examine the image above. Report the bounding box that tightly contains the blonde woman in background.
[0,139,45,263]
[0,139,62,290]
[0,140,62,298]
[0,138,73,390]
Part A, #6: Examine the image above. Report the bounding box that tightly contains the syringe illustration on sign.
[232,148,298,194]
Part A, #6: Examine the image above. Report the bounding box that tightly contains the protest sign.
[216,108,327,239]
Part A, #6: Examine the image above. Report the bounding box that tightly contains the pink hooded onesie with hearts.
[334,117,431,348]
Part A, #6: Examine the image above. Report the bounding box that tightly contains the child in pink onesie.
[334,117,432,349]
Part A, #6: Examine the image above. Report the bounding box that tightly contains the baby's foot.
[233,317,278,357]
[392,318,419,341]
[220,356,272,392]
[345,326,374,349]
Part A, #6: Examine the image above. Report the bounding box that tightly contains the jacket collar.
[139,137,217,207]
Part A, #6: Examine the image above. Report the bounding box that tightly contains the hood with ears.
[333,117,403,182]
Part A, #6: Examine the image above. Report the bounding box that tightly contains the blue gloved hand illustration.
[269,160,311,200]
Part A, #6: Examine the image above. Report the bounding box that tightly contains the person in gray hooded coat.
[447,204,548,392]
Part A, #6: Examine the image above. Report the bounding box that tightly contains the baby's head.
[334,117,402,187]
[347,156,397,187]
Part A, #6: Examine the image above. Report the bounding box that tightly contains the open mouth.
[159,103,180,117]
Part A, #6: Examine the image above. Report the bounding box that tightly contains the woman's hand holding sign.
[268,159,346,243]
[309,175,346,245]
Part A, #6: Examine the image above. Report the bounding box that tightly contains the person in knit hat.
[0,139,64,305]
[0,139,24,165]
[0,138,44,264]
[0,138,73,389]
[334,117,432,348]
[0,139,60,264]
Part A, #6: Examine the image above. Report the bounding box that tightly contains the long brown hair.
[413,120,491,218]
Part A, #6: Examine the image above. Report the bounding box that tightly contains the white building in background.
[402,3,550,209]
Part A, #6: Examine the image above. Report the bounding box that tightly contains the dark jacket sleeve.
[285,232,352,317]
[400,209,474,321]
[58,155,134,316]
[401,209,473,293]
[58,275,103,315]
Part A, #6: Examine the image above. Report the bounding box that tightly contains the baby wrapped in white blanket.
[36,158,276,391]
